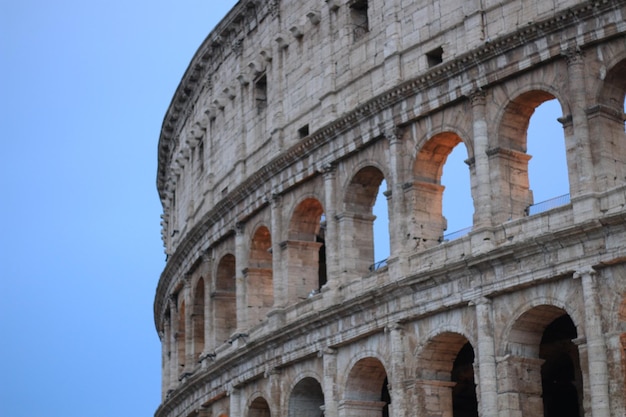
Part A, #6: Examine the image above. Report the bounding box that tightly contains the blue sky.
[1,1,237,416]
[1,1,567,416]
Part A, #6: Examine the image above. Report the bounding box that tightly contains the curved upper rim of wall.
[156,0,259,200]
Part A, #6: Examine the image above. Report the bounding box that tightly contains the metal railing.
[369,258,388,272]
[525,193,571,216]
[441,226,473,242]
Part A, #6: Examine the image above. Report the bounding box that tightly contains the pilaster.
[574,267,610,417]
[474,298,498,417]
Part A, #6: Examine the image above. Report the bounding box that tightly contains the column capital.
[470,296,492,307]
[385,322,405,334]
[383,126,403,145]
[318,347,337,357]
[561,46,584,66]
[469,89,487,107]
[235,221,245,235]
[319,162,336,176]
[268,193,282,207]
[573,266,596,280]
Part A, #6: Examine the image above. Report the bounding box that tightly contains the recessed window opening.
[526,99,570,215]
[254,74,267,114]
[426,47,444,67]
[441,144,473,240]
[372,179,390,268]
[350,0,369,41]
[298,124,309,139]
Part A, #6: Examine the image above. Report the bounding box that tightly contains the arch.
[410,132,472,246]
[288,376,325,417]
[213,254,237,346]
[340,165,387,277]
[343,357,390,417]
[248,396,271,417]
[591,56,626,189]
[415,332,478,417]
[286,198,326,300]
[500,304,583,417]
[192,277,205,360]
[493,90,570,222]
[246,225,274,324]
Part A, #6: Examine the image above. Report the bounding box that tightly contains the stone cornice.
[154,0,626,331]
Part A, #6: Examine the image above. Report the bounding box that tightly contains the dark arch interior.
[451,342,478,417]
[540,314,582,417]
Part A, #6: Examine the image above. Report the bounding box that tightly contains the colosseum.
[153,1,626,417]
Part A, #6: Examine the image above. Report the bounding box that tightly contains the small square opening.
[298,124,310,139]
[426,47,444,67]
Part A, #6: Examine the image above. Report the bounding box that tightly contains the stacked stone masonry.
[154,1,626,417]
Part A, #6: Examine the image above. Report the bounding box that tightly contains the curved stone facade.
[154,1,626,417]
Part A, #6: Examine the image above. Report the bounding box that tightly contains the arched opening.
[247,226,274,324]
[288,377,325,417]
[441,143,473,240]
[248,397,271,417]
[496,90,570,220]
[372,180,390,269]
[177,299,186,376]
[411,133,472,246]
[192,277,205,360]
[213,254,237,347]
[525,98,570,215]
[415,332,478,417]
[342,166,386,276]
[591,58,626,189]
[502,305,583,417]
[286,198,326,300]
[540,315,582,417]
[343,357,390,417]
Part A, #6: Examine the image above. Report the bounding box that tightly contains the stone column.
[575,267,610,417]
[183,275,194,373]
[319,1,339,126]
[267,368,283,417]
[269,194,286,306]
[321,164,339,289]
[387,324,407,417]
[383,126,407,269]
[322,348,338,417]
[202,252,213,361]
[168,296,178,390]
[235,222,248,332]
[382,0,402,88]
[229,387,242,417]
[160,327,170,400]
[469,90,493,229]
[563,49,595,196]
[474,298,498,417]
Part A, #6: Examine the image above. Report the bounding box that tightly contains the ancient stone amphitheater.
[154,1,626,417]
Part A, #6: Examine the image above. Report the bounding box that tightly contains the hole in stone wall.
[426,47,444,67]
[298,124,309,138]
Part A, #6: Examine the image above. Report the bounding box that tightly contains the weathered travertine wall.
[154,1,626,417]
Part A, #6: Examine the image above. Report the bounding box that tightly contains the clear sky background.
[1,1,567,417]
[1,1,237,416]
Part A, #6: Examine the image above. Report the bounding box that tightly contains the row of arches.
[204,305,587,417]
[165,79,626,380]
